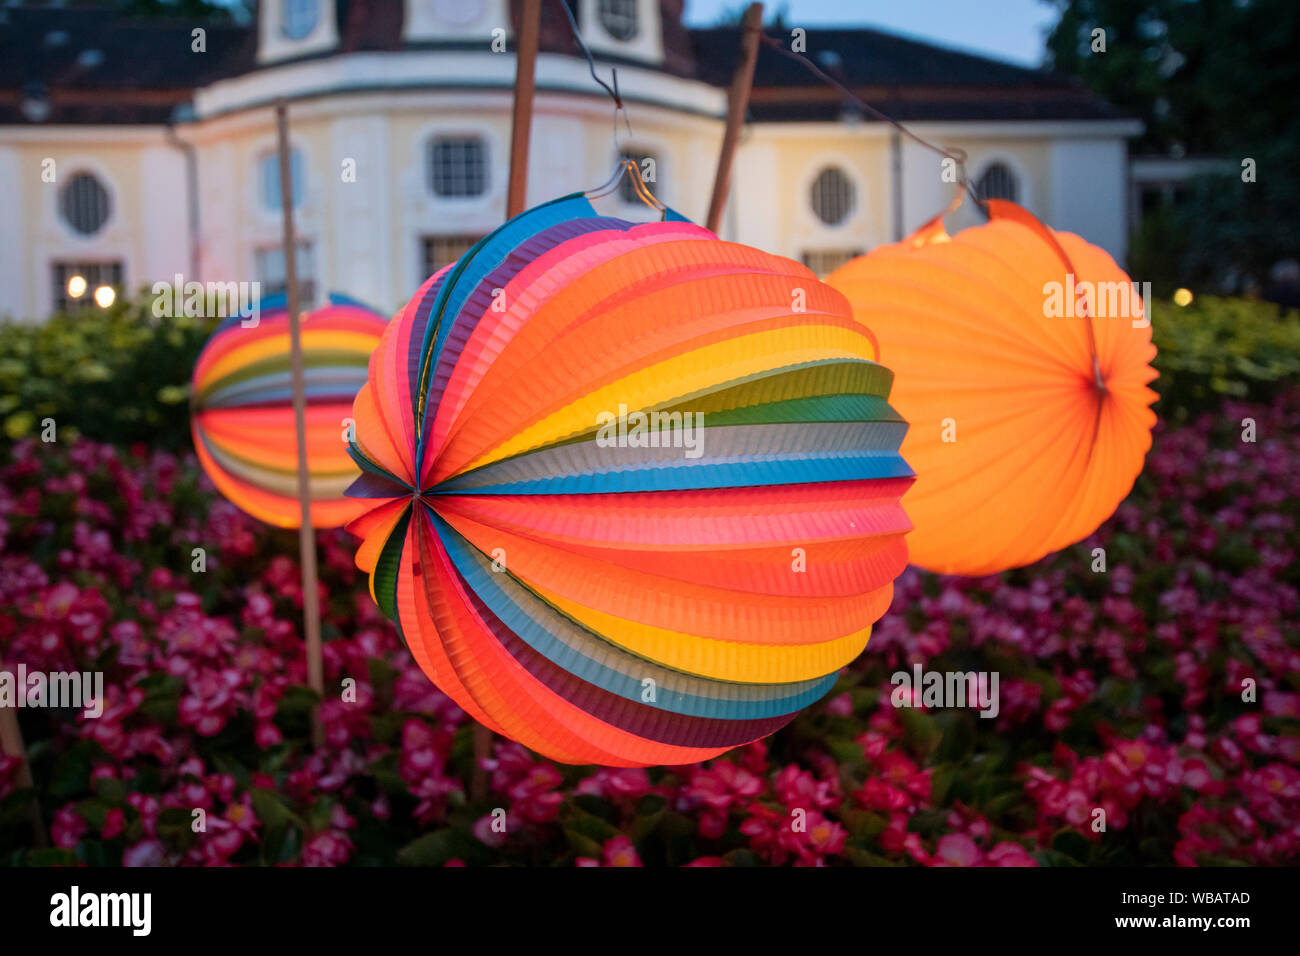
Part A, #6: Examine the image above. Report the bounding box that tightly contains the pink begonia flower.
[122,840,166,867]
[51,804,87,849]
[473,813,508,848]
[986,842,1038,867]
[931,834,983,867]
[603,836,642,867]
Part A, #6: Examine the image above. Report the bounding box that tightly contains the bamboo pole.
[706,2,764,234]
[0,659,47,847]
[471,0,542,800]
[275,100,326,750]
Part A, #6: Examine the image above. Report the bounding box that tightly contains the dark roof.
[0,6,1126,127]
[0,6,252,124]
[692,26,1127,123]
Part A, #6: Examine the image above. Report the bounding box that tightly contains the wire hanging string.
[555,0,633,144]
[757,33,1105,391]
[755,33,986,215]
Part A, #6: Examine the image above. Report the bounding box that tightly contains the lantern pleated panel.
[344,195,914,766]
[828,200,1157,576]
[191,294,389,529]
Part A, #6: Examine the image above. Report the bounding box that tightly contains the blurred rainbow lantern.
[343,194,914,766]
[828,199,1158,576]
[191,293,389,529]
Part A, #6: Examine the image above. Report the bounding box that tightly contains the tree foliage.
[1042,0,1299,155]
[1043,0,1300,287]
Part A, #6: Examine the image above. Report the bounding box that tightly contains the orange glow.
[829,201,1158,575]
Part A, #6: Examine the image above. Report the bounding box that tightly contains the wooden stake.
[706,2,764,234]
[0,659,47,847]
[507,0,542,219]
[276,100,326,750]
[471,0,542,800]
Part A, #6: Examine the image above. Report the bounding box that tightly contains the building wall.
[0,90,1137,321]
[896,122,1136,261]
[0,129,189,321]
[737,124,893,270]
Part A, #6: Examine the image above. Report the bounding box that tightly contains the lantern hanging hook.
[584,157,667,216]
[556,0,634,151]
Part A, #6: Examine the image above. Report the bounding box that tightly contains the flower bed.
[2,383,1297,866]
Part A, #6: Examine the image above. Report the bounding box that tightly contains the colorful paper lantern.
[191,293,389,529]
[344,195,913,766]
[828,200,1158,576]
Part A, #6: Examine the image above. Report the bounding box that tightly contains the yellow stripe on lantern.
[531,583,872,683]
[199,330,381,388]
[458,324,879,474]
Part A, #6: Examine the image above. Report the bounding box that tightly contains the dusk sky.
[683,0,1060,68]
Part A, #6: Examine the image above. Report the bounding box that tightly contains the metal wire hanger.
[553,0,666,215]
[756,32,986,219]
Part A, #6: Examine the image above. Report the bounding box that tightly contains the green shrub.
[0,291,216,450]
[1150,294,1300,420]
[1,291,1295,450]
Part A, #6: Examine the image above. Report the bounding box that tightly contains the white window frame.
[281,0,320,41]
[58,171,112,238]
[580,0,663,64]
[402,120,504,297]
[50,259,125,313]
[47,158,118,243]
[597,0,639,42]
[426,134,490,200]
[808,164,857,228]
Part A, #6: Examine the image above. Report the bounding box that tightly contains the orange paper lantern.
[829,200,1158,575]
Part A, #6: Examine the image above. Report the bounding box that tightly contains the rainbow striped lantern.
[344,195,914,766]
[191,293,389,528]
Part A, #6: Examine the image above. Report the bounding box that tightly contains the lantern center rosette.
[343,195,914,766]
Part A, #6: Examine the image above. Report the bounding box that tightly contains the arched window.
[975,162,1020,203]
[810,166,854,226]
[599,0,639,42]
[428,135,488,198]
[282,0,319,40]
[60,172,110,236]
[261,149,305,210]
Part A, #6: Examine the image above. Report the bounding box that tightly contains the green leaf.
[563,828,605,861]
[1051,830,1094,863]
[250,787,300,831]
[845,846,901,867]
[898,707,942,759]
[396,830,456,867]
[93,776,129,806]
[930,763,958,806]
